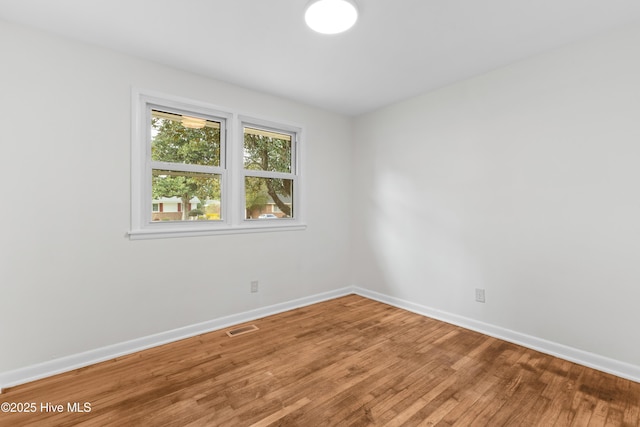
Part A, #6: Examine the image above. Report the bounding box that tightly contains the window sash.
[240,120,299,222]
[130,90,305,239]
[143,102,228,226]
[242,122,297,176]
[150,161,225,176]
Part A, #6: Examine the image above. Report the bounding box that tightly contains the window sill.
[128,223,307,240]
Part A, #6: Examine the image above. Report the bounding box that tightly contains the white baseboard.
[353,286,640,383]
[0,287,353,391]
[3,285,638,391]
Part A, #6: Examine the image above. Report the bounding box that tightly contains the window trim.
[129,89,306,240]
[239,116,300,223]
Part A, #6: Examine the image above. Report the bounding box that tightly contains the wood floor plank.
[1,294,639,427]
[247,397,311,427]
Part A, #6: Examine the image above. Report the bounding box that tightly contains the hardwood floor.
[1,295,639,426]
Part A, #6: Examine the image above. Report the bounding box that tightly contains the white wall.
[0,21,352,373]
[352,23,640,368]
[3,16,640,383]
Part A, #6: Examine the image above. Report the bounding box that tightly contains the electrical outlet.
[475,288,485,303]
[251,281,259,293]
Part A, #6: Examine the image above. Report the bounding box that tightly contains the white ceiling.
[1,0,640,116]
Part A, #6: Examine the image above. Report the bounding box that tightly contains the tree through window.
[130,90,304,239]
[150,110,224,222]
[243,126,295,219]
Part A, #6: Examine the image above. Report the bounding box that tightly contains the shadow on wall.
[364,170,486,311]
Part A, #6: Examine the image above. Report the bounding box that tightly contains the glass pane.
[243,127,292,173]
[152,169,221,221]
[245,177,293,219]
[151,109,221,167]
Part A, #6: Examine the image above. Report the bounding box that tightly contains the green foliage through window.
[243,127,294,219]
[150,110,222,221]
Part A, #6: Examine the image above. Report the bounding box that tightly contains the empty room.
[1,1,639,425]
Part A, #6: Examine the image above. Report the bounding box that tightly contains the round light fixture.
[181,116,206,129]
[305,0,358,35]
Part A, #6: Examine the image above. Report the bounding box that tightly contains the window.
[151,109,224,223]
[130,90,304,239]
[243,124,296,220]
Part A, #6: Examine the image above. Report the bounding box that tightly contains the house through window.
[150,109,223,222]
[243,125,296,220]
[130,90,304,239]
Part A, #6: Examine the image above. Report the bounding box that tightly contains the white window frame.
[238,117,300,225]
[129,89,305,239]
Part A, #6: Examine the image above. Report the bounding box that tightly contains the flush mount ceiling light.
[305,0,358,35]
[181,116,206,129]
